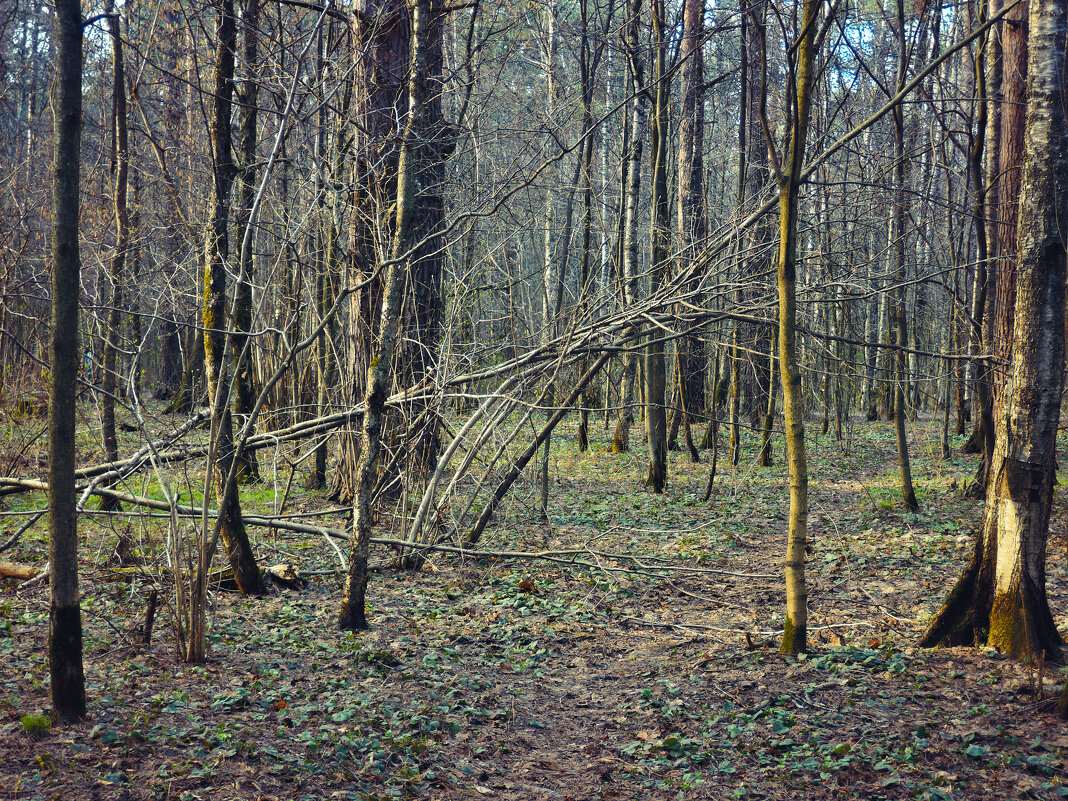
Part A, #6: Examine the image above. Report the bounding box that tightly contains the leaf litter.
[0,417,1065,800]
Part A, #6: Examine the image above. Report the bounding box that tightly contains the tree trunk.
[48,0,87,722]
[537,0,560,522]
[611,0,645,456]
[729,328,742,464]
[775,0,820,655]
[336,0,450,505]
[962,0,993,463]
[576,0,597,454]
[921,0,1065,662]
[891,0,918,511]
[201,0,263,602]
[644,0,669,493]
[311,29,345,489]
[231,0,261,482]
[339,0,450,628]
[99,2,129,513]
[670,0,706,458]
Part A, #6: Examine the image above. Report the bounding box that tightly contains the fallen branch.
[0,562,41,580]
[0,477,777,583]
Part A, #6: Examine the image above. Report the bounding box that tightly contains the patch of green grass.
[20,714,51,737]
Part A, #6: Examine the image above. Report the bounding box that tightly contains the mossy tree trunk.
[231,0,261,482]
[200,0,263,605]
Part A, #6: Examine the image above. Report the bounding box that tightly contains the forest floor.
[0,406,1067,800]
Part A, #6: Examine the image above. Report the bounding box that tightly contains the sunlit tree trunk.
[776,0,820,655]
[921,0,1064,662]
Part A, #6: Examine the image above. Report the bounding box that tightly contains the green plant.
[21,714,51,737]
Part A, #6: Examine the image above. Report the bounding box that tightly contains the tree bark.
[576,0,597,454]
[670,0,706,459]
[201,0,263,601]
[48,0,87,722]
[776,0,820,655]
[99,2,129,513]
[610,0,645,456]
[339,0,448,629]
[644,0,669,493]
[890,0,918,511]
[921,0,1065,663]
[231,0,261,482]
[336,0,450,505]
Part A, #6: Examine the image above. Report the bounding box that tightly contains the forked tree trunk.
[921,0,1065,664]
[200,0,263,605]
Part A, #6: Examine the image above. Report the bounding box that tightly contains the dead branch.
[0,562,41,580]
